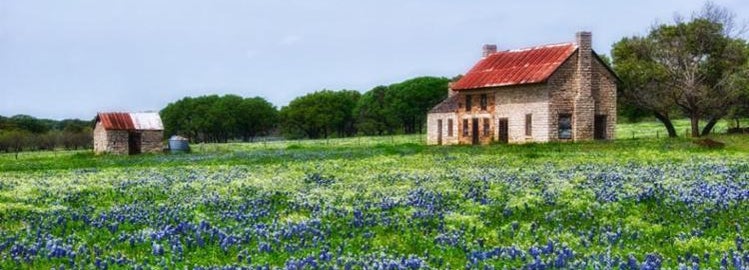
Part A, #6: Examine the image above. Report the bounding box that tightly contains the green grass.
[615,118,747,139]
[0,121,747,268]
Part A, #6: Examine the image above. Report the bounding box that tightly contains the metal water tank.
[168,135,190,153]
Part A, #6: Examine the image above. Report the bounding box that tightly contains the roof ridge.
[499,42,575,54]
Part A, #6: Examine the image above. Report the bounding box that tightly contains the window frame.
[558,114,572,139]
[483,118,490,136]
[462,119,469,136]
[465,95,472,112]
[447,118,453,137]
[480,94,487,111]
[525,113,532,137]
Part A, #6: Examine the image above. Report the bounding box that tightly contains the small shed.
[93,112,164,155]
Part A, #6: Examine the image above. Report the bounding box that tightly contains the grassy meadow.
[0,120,748,269]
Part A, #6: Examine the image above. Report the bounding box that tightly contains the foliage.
[385,76,449,134]
[0,115,92,153]
[0,131,748,268]
[279,90,360,139]
[355,86,397,136]
[160,95,278,143]
[353,76,449,136]
[612,2,749,137]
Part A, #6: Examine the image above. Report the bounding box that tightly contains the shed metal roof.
[96,112,163,131]
[130,112,164,130]
[451,43,577,91]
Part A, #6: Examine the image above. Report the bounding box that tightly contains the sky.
[2,0,748,120]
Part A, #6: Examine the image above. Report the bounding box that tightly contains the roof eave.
[452,80,549,91]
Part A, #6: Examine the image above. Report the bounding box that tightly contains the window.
[463,119,469,136]
[525,114,532,136]
[480,94,487,111]
[465,95,472,111]
[447,119,453,137]
[558,114,572,139]
[483,118,490,136]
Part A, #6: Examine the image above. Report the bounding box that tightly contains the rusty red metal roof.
[96,112,134,130]
[96,112,163,131]
[452,43,577,91]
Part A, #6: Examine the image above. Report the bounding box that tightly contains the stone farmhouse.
[93,112,164,155]
[427,32,617,145]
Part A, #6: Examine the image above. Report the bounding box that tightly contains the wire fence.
[616,126,732,140]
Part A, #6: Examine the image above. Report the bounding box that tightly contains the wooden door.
[472,118,479,145]
[498,118,509,143]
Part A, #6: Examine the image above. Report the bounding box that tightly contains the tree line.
[160,76,450,142]
[279,76,450,139]
[0,115,92,155]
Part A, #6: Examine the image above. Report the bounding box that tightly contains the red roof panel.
[97,112,135,130]
[452,43,577,90]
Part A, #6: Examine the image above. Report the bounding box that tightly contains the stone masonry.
[426,32,617,145]
[93,127,163,155]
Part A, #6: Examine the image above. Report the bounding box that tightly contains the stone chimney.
[573,31,595,141]
[576,31,592,98]
[482,44,497,57]
[447,82,457,97]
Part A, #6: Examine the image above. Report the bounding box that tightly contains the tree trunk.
[701,117,720,136]
[653,112,677,137]
[690,115,700,138]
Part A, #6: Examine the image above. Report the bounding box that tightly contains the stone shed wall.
[105,130,130,155]
[93,122,164,154]
[93,122,108,154]
[140,130,164,153]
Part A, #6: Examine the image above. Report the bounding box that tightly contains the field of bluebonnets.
[0,128,748,269]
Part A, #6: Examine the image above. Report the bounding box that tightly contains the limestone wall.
[456,90,497,145]
[93,122,108,154]
[592,58,618,140]
[106,130,130,155]
[493,84,550,143]
[426,113,459,145]
[140,130,164,153]
[93,123,164,154]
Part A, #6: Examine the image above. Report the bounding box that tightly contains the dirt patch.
[693,138,726,149]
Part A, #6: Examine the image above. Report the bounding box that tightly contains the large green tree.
[613,2,749,137]
[160,95,278,143]
[236,97,278,141]
[385,76,449,134]
[280,90,360,139]
[355,86,398,136]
